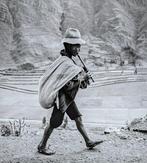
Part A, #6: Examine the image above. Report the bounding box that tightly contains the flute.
[77,54,94,82]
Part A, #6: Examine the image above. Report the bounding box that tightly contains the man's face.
[70,44,81,57]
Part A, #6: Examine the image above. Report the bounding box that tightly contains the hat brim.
[62,38,86,45]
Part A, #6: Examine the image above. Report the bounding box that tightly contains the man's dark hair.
[63,43,71,53]
[64,42,80,52]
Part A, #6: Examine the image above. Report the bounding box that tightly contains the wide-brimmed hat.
[62,28,86,45]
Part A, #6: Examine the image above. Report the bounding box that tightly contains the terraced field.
[0,67,147,94]
[0,67,147,126]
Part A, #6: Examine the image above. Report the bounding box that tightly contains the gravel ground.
[0,121,147,163]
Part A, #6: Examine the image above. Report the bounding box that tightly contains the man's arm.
[63,70,91,91]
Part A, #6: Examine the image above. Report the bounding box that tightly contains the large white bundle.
[39,56,82,109]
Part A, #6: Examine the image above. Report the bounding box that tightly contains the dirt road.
[0,121,147,163]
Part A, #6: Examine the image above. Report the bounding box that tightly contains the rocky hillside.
[0,0,147,69]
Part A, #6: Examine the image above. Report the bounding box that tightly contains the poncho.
[39,56,83,109]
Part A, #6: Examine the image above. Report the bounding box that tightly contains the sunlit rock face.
[0,0,147,69]
[88,0,147,67]
[60,0,94,35]
[8,0,63,64]
[0,0,63,68]
[0,0,15,68]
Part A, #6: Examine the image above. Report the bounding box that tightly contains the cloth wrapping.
[39,56,83,109]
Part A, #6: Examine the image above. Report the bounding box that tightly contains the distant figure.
[120,60,125,74]
[129,49,138,74]
[37,28,103,155]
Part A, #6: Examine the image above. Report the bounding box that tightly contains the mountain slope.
[0,0,147,69]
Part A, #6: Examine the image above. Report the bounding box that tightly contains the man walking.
[38,28,103,155]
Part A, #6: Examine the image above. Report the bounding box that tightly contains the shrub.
[0,125,11,136]
[17,63,35,70]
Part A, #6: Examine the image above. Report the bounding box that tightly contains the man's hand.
[78,71,93,89]
[83,71,93,85]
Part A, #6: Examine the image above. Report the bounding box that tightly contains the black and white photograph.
[0,0,147,162]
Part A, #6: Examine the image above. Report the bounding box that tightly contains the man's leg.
[38,123,56,155]
[66,102,103,149]
[75,116,90,143]
[38,104,64,155]
[38,124,54,149]
[75,116,103,149]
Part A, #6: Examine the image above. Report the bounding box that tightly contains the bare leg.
[38,123,54,148]
[75,117,103,148]
[75,117,91,144]
[38,102,64,155]
[38,124,55,155]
